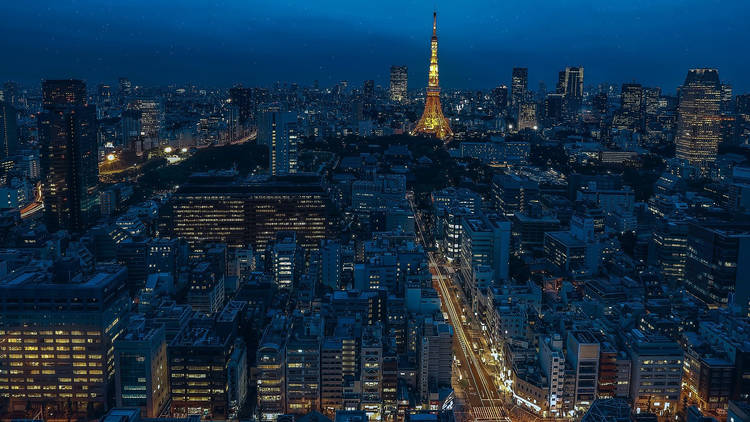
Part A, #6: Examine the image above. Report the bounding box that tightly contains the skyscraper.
[0,101,18,159]
[389,65,408,103]
[258,104,298,175]
[229,85,254,125]
[492,85,508,113]
[129,98,162,143]
[412,12,452,140]
[675,69,722,169]
[118,77,132,97]
[363,79,375,99]
[38,79,99,232]
[558,66,584,117]
[619,83,644,131]
[511,67,528,107]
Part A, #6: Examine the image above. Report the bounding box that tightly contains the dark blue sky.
[1,0,748,93]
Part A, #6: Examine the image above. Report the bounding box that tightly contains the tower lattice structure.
[412,12,453,141]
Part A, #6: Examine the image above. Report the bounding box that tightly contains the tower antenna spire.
[432,11,437,37]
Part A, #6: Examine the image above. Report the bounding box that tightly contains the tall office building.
[492,85,508,112]
[511,67,528,107]
[675,68,722,169]
[114,319,170,418]
[0,101,18,159]
[619,83,644,131]
[557,67,584,98]
[169,311,248,420]
[557,66,584,116]
[285,314,322,415]
[118,77,132,98]
[271,231,299,289]
[684,220,750,312]
[38,79,99,232]
[257,316,287,422]
[517,102,538,131]
[1,82,19,106]
[363,79,375,99]
[0,264,130,416]
[389,65,408,103]
[229,85,254,126]
[171,173,327,251]
[258,105,298,175]
[129,98,162,142]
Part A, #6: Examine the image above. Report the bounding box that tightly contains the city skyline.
[1,1,749,92]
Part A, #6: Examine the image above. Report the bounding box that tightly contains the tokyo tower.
[412,12,453,141]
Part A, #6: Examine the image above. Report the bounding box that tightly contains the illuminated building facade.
[168,303,247,420]
[0,101,18,159]
[285,314,322,415]
[557,66,584,118]
[129,98,163,143]
[511,67,528,108]
[271,231,299,289]
[626,330,683,415]
[256,316,287,422]
[113,319,169,418]
[412,12,452,140]
[0,264,129,416]
[389,66,408,103]
[258,105,298,175]
[38,79,100,232]
[618,83,644,131]
[684,220,750,311]
[517,102,538,131]
[171,173,328,252]
[675,68,722,169]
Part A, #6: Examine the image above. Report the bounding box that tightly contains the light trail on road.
[409,194,510,422]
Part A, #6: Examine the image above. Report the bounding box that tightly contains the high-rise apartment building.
[258,105,298,175]
[38,79,99,232]
[675,68,722,169]
[389,66,408,103]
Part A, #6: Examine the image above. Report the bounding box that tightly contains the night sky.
[1,0,748,93]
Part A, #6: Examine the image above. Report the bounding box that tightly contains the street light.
[164,146,173,154]
[106,154,116,161]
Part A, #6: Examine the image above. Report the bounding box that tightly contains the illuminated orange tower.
[412,12,453,140]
